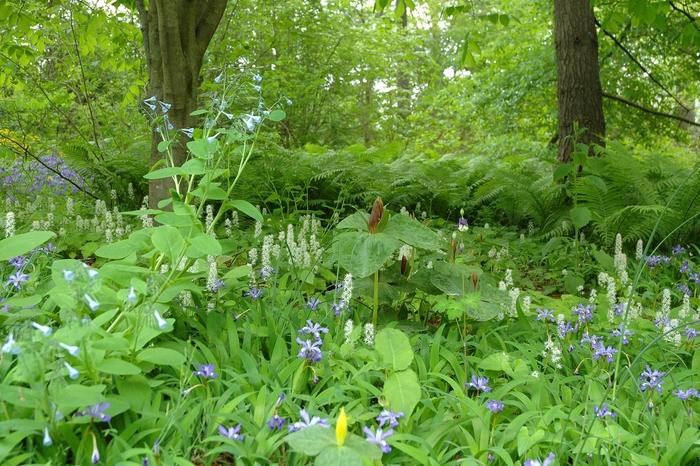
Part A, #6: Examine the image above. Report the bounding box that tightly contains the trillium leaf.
[375,328,414,371]
[286,426,336,455]
[0,231,55,261]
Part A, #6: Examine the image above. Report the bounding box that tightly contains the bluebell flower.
[674,388,698,401]
[159,101,171,114]
[299,320,329,340]
[42,426,52,446]
[594,403,616,418]
[63,270,75,281]
[245,286,263,300]
[6,271,30,289]
[64,361,80,379]
[267,415,286,430]
[557,320,576,338]
[143,96,157,111]
[288,408,329,432]
[485,399,504,413]
[8,256,26,268]
[153,310,168,330]
[77,402,112,422]
[242,114,262,132]
[218,424,244,441]
[646,255,671,267]
[194,364,218,379]
[685,327,697,340]
[332,301,345,316]
[376,410,404,428]
[362,426,393,454]
[465,375,491,393]
[536,308,555,322]
[31,322,52,336]
[1,332,21,354]
[524,452,555,466]
[91,436,100,464]
[640,366,665,394]
[297,337,323,363]
[87,269,99,279]
[181,127,194,139]
[253,73,263,83]
[613,302,626,316]
[84,294,100,312]
[127,287,137,303]
[59,342,80,356]
[580,332,601,347]
[457,217,469,232]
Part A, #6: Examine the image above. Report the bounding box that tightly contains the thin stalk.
[372,270,379,326]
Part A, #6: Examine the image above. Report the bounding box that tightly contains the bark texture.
[554,0,605,161]
[136,0,226,206]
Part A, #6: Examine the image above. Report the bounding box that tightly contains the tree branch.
[669,1,700,32]
[603,92,700,128]
[195,0,227,56]
[595,17,690,113]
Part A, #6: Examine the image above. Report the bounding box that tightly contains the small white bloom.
[84,294,100,312]
[43,427,52,446]
[63,361,80,380]
[59,342,80,356]
[127,287,137,303]
[153,310,168,330]
[32,322,52,336]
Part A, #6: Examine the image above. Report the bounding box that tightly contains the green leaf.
[187,138,219,160]
[268,109,286,121]
[478,352,512,373]
[99,358,142,375]
[186,233,222,257]
[315,447,363,466]
[151,226,185,263]
[181,158,206,175]
[0,231,55,261]
[336,212,369,231]
[334,231,401,278]
[52,384,106,409]
[136,347,186,368]
[553,163,571,181]
[375,328,414,371]
[157,140,171,153]
[569,206,592,229]
[516,427,546,456]
[144,166,185,179]
[95,239,139,259]
[384,214,441,250]
[225,199,263,222]
[287,426,336,455]
[383,369,421,417]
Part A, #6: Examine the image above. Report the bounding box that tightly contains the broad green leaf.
[95,239,139,259]
[52,384,106,409]
[143,166,185,180]
[336,212,370,231]
[478,351,512,373]
[268,109,286,121]
[375,328,414,371]
[151,226,185,263]
[335,231,401,278]
[99,358,142,375]
[384,214,441,250]
[181,158,207,175]
[225,199,263,222]
[0,231,55,261]
[516,427,546,456]
[569,206,592,229]
[187,138,219,160]
[137,347,186,368]
[315,446,363,466]
[186,233,222,257]
[286,426,336,455]
[383,369,421,417]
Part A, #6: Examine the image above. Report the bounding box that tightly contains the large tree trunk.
[554,0,605,162]
[136,0,226,207]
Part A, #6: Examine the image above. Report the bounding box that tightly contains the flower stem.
[373,270,379,326]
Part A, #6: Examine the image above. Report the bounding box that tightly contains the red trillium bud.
[368,197,384,233]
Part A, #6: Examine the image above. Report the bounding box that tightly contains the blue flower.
[299,320,329,340]
[6,271,30,289]
[465,375,491,393]
[573,303,594,323]
[1,332,21,355]
[59,342,80,356]
[536,308,555,322]
[674,388,698,400]
[267,415,286,430]
[592,343,617,363]
[677,283,691,296]
[31,321,52,336]
[42,426,52,446]
[640,366,665,394]
[297,337,323,363]
[143,96,157,111]
[363,426,394,454]
[127,287,137,303]
[63,270,75,281]
[376,410,404,428]
[8,256,26,268]
[181,127,194,139]
[685,327,697,340]
[594,403,616,418]
[77,402,112,422]
[307,297,321,311]
[194,364,218,379]
[524,452,555,466]
[485,399,504,413]
[153,310,168,330]
[64,361,80,379]
[457,217,469,232]
[611,324,633,345]
[218,424,244,441]
[245,286,263,300]
[680,260,690,274]
[84,294,100,312]
[288,408,329,432]
[672,244,686,255]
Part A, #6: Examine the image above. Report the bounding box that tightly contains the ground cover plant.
[1,1,700,465]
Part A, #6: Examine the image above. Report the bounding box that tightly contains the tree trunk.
[136,0,226,207]
[554,0,605,162]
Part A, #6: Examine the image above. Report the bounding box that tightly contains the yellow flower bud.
[335,407,348,446]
